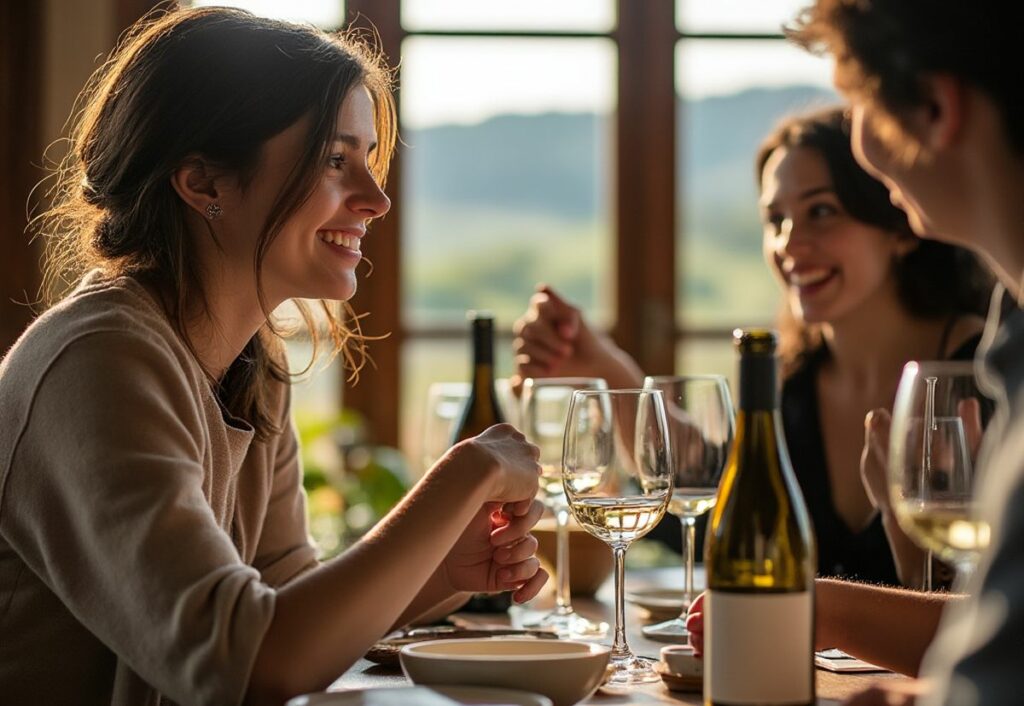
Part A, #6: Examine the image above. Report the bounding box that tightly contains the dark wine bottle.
[704,329,816,706]
[451,311,513,613]
[451,312,506,443]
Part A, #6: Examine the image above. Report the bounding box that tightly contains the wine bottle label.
[705,590,813,705]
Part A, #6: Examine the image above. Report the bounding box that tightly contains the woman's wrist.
[433,438,502,501]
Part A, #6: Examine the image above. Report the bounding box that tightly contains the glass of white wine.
[889,361,992,583]
[520,377,609,637]
[641,375,734,641]
[563,389,672,685]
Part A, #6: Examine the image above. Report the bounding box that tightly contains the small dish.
[655,661,702,693]
[660,645,702,676]
[400,637,610,706]
[624,588,688,621]
[286,685,553,706]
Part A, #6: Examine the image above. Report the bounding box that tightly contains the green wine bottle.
[704,329,816,706]
[451,311,512,613]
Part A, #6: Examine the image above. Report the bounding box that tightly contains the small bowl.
[400,637,611,706]
[533,516,614,596]
[657,645,702,693]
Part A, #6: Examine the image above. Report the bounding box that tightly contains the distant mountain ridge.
[403,84,837,224]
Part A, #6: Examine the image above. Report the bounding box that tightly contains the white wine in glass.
[641,375,734,642]
[564,389,672,685]
[520,377,609,637]
[889,361,992,582]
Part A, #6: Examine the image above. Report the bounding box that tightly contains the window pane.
[190,0,344,28]
[401,37,615,329]
[401,338,517,475]
[676,337,736,394]
[676,0,808,34]
[403,0,614,32]
[676,40,836,329]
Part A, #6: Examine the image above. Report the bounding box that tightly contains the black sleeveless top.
[781,333,981,584]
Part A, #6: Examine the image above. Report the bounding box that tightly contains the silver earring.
[205,203,223,220]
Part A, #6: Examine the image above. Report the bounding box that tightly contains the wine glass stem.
[554,502,573,613]
[611,544,631,661]
[923,550,934,591]
[680,516,696,619]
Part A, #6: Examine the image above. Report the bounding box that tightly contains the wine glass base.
[605,655,662,685]
[521,608,609,638]
[641,617,689,642]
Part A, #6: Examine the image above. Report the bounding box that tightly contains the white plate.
[287,685,553,706]
[625,588,688,619]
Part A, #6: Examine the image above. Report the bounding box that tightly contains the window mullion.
[614,0,677,375]
[343,0,404,447]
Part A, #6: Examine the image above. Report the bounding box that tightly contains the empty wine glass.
[520,377,609,637]
[641,375,734,641]
[563,389,672,685]
[889,361,992,584]
[422,382,469,471]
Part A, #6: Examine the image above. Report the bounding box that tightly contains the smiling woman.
[754,107,992,587]
[0,6,547,706]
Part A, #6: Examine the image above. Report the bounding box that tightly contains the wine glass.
[640,375,734,641]
[889,361,991,584]
[421,382,469,471]
[520,377,610,638]
[563,389,672,685]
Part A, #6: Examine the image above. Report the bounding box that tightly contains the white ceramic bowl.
[400,637,611,706]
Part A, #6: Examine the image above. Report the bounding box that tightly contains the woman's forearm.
[599,336,645,389]
[815,578,958,676]
[246,456,496,704]
[389,568,469,631]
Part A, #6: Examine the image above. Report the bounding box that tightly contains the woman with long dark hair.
[0,8,546,705]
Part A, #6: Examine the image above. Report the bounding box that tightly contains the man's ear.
[914,73,966,153]
[171,157,221,217]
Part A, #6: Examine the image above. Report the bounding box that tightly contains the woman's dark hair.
[34,6,397,438]
[787,0,1023,156]
[755,107,993,374]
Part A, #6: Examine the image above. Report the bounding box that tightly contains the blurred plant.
[296,408,411,559]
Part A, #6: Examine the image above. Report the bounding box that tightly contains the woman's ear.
[171,157,222,218]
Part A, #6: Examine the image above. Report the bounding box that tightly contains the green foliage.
[294,409,411,557]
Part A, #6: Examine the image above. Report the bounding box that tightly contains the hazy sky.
[194,0,833,128]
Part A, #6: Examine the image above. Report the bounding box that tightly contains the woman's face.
[228,85,390,307]
[760,145,906,326]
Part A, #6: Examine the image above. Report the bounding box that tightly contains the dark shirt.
[924,287,1024,705]
[782,336,981,584]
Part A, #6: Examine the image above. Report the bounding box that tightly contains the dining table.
[329,565,909,705]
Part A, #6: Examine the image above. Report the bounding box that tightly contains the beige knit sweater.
[0,272,318,705]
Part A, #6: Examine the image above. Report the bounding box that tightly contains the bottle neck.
[738,354,777,412]
[472,325,494,367]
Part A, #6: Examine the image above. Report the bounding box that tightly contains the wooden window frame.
[2,0,788,449]
[343,0,787,448]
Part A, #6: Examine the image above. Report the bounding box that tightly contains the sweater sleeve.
[251,383,319,587]
[0,329,275,706]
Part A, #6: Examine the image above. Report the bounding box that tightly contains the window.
[187,0,838,469]
[675,36,835,381]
